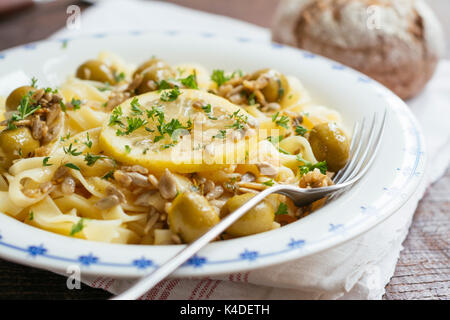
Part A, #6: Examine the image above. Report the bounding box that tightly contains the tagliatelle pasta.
[0,52,351,244]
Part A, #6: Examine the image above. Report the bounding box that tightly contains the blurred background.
[0,0,448,56]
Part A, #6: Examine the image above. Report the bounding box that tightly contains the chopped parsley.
[201,104,217,120]
[247,93,256,105]
[262,179,274,186]
[98,83,111,92]
[159,118,188,139]
[42,157,52,167]
[83,132,92,148]
[109,106,124,127]
[296,155,328,176]
[202,104,212,113]
[272,112,290,129]
[28,211,34,221]
[275,203,288,215]
[10,91,40,123]
[116,117,147,136]
[63,143,82,156]
[70,218,85,236]
[130,97,143,115]
[102,170,114,180]
[60,132,71,142]
[295,125,308,136]
[84,153,106,166]
[158,80,172,90]
[146,105,164,122]
[125,145,131,154]
[160,87,182,102]
[161,142,177,150]
[114,71,125,83]
[213,129,227,140]
[211,69,230,87]
[179,74,198,89]
[64,163,81,171]
[31,77,38,88]
[227,110,248,130]
[70,98,82,110]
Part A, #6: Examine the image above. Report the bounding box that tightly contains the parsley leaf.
[125,145,131,154]
[83,132,92,148]
[179,74,198,89]
[247,93,256,105]
[160,87,182,102]
[84,153,106,166]
[272,112,290,129]
[31,77,38,88]
[114,71,125,83]
[296,155,328,176]
[102,170,114,180]
[295,125,308,136]
[275,203,288,215]
[10,91,40,123]
[42,157,52,167]
[70,218,85,236]
[158,80,172,90]
[64,163,81,171]
[116,117,147,136]
[202,104,212,113]
[213,129,227,140]
[63,143,82,156]
[130,97,143,115]
[211,69,230,87]
[60,132,71,142]
[227,110,248,130]
[201,104,217,120]
[70,98,82,110]
[262,179,274,186]
[109,106,124,127]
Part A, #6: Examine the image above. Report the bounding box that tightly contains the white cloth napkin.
[52,0,450,299]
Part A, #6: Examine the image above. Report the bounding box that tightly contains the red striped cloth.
[86,273,254,300]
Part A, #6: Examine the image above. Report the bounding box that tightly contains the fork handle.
[112,187,277,300]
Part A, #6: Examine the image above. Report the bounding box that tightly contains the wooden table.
[0,0,448,300]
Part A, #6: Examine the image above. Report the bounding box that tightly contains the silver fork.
[112,110,387,300]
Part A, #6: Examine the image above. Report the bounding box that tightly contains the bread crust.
[272,0,445,100]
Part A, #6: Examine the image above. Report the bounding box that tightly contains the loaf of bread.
[272,0,445,100]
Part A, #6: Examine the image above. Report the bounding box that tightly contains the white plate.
[0,31,426,278]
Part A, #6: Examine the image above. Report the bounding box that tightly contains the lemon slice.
[99,89,255,173]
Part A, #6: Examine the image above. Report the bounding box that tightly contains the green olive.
[133,58,169,76]
[0,127,40,169]
[5,86,36,112]
[308,122,350,172]
[76,60,117,84]
[168,192,220,243]
[221,193,275,237]
[251,69,289,103]
[135,59,176,94]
